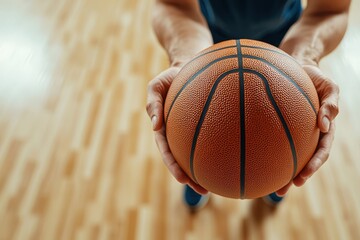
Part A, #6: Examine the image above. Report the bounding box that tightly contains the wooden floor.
[0,0,359,239]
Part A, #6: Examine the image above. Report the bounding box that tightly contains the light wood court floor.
[0,0,359,239]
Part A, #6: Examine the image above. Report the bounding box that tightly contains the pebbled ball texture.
[164,39,320,199]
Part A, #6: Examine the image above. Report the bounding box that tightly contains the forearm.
[152,0,213,67]
[280,5,350,65]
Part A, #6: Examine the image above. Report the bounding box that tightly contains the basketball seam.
[236,40,246,199]
[189,69,239,183]
[165,55,238,125]
[191,45,237,63]
[243,55,317,114]
[244,68,298,180]
[241,44,298,63]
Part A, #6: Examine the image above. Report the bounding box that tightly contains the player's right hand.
[146,66,208,195]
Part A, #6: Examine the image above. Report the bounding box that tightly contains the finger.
[293,123,335,186]
[146,68,179,131]
[154,127,188,183]
[146,84,164,131]
[276,181,292,196]
[154,131,208,194]
[154,127,208,194]
[292,173,310,187]
[318,83,339,133]
[188,182,209,195]
[302,65,339,133]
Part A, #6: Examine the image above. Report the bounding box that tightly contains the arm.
[277,0,351,195]
[152,0,213,66]
[147,0,212,194]
[280,0,350,65]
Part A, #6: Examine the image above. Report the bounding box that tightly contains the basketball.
[164,39,320,199]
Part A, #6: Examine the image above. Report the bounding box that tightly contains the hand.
[146,66,208,195]
[276,64,339,196]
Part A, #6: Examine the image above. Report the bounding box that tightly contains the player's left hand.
[276,64,339,196]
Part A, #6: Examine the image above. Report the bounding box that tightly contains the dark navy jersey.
[199,0,302,46]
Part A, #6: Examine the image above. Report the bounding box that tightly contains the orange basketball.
[164,39,320,199]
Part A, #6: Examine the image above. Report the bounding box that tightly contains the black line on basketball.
[244,69,298,179]
[243,55,317,114]
[178,44,237,78]
[165,55,238,125]
[189,69,239,183]
[191,45,237,63]
[236,40,246,199]
[241,44,296,61]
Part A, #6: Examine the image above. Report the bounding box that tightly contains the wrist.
[286,50,320,67]
[170,59,187,68]
[295,57,319,67]
[280,39,322,66]
[168,38,213,68]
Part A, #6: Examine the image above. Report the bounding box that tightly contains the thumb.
[146,67,181,131]
[303,65,339,133]
[146,89,164,131]
[317,83,339,133]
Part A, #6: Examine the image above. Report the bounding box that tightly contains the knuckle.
[317,149,330,162]
[318,149,330,162]
[145,102,153,115]
[323,149,330,160]
[147,80,156,92]
[326,102,339,116]
[146,87,164,116]
[333,82,340,94]
[326,81,340,95]
[147,79,165,100]
[307,162,318,173]
[307,163,316,172]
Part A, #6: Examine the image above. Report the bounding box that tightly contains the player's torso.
[199,0,302,44]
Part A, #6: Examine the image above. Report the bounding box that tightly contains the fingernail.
[151,116,157,129]
[322,117,330,132]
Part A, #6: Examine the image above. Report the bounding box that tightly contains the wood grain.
[0,0,359,239]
